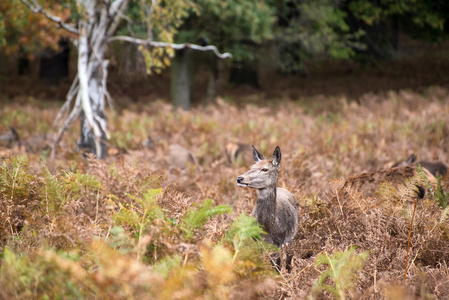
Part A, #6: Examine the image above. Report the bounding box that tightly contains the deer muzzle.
[236,176,248,187]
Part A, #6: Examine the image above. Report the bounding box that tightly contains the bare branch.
[140,0,156,41]
[108,36,233,59]
[54,76,79,128]
[51,93,82,160]
[21,0,79,35]
[150,42,232,59]
[101,60,114,111]
[107,0,131,37]
[100,59,111,139]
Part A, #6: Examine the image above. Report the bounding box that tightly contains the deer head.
[236,145,281,189]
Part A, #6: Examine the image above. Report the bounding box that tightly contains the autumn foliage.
[0,1,72,56]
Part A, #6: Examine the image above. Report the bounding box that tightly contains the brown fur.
[0,126,20,148]
[388,154,448,178]
[0,126,55,153]
[331,165,437,217]
[237,145,300,272]
[225,142,252,165]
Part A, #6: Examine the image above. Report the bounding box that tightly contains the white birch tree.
[21,0,231,159]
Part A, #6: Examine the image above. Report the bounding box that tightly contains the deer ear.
[406,154,417,164]
[272,146,281,168]
[252,145,265,162]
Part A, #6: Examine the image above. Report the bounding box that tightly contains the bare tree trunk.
[171,48,193,110]
[77,25,109,158]
[78,112,107,158]
[207,55,221,104]
[52,0,129,159]
[77,23,106,158]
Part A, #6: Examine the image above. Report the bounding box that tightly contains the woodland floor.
[1,43,449,299]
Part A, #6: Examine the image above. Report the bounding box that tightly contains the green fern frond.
[181,198,232,239]
[107,226,134,253]
[0,155,35,200]
[153,255,182,277]
[416,164,448,208]
[312,246,369,299]
[113,188,165,239]
[62,170,102,193]
[225,213,275,264]
[125,188,165,220]
[226,213,265,243]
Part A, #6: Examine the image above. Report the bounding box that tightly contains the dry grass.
[1,86,449,299]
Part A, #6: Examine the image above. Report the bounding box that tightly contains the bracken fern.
[181,198,232,239]
[311,246,369,300]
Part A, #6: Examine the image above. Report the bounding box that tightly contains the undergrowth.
[0,155,275,299]
[310,246,369,299]
[2,88,449,298]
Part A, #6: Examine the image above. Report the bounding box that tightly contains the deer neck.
[257,186,277,202]
[254,185,277,234]
[255,184,277,214]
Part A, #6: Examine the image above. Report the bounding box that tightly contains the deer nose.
[236,177,244,184]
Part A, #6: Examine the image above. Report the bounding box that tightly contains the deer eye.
[261,168,268,172]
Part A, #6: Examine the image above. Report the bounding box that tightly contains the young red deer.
[0,126,20,148]
[236,145,300,271]
[390,154,448,178]
[0,126,56,153]
[225,142,251,165]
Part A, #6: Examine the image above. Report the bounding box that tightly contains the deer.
[0,126,56,153]
[236,145,300,272]
[225,142,251,165]
[0,126,21,148]
[390,154,448,178]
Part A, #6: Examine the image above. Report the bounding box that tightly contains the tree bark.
[76,18,109,159]
[66,0,128,159]
[206,54,221,104]
[77,111,107,158]
[171,48,193,110]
